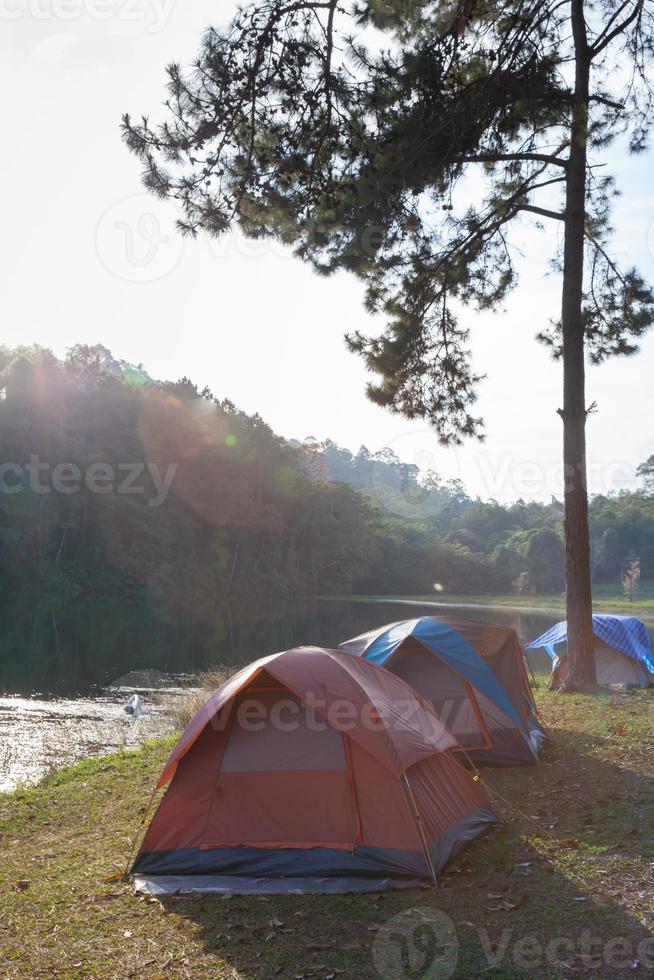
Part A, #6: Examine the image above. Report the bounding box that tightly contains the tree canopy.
[123,0,654,441]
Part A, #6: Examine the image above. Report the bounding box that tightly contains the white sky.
[1,0,653,503]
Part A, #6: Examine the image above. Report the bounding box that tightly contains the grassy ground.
[1,687,653,979]
[345,582,654,619]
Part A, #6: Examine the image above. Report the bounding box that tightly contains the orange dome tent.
[132,647,496,895]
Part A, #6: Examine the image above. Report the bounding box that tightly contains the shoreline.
[322,593,654,621]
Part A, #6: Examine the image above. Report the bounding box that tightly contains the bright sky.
[2,0,653,503]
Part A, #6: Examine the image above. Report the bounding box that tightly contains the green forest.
[1,344,652,618]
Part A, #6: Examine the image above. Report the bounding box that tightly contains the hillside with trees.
[308,441,654,593]
[0,345,652,619]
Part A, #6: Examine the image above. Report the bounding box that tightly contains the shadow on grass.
[159,727,654,979]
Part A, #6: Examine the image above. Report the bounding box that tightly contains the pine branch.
[518,204,566,221]
[459,152,569,169]
[590,95,625,110]
[590,0,645,56]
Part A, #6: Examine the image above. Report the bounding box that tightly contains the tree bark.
[559,0,597,692]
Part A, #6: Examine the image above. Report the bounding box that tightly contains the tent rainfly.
[131,647,496,895]
[426,614,546,755]
[340,617,541,766]
[527,614,654,689]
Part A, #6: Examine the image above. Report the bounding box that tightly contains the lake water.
[2,595,651,791]
[0,594,567,698]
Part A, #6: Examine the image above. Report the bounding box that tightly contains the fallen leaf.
[485,894,528,912]
[560,953,602,971]
[88,892,121,905]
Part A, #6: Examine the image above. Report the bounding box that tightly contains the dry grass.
[1,689,653,978]
[166,667,238,732]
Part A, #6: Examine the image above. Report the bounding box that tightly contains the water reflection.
[0,593,619,697]
[0,592,216,697]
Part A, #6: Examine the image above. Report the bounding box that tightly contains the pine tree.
[123,0,654,690]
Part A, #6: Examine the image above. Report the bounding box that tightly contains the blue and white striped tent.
[527,615,654,688]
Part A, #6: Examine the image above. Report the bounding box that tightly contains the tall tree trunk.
[559,0,596,692]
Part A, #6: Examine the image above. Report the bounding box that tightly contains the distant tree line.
[302,441,654,595]
[0,345,651,616]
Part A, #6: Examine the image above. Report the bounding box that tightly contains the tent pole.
[402,772,438,886]
[342,734,363,845]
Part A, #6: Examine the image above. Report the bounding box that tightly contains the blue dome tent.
[340,617,543,766]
